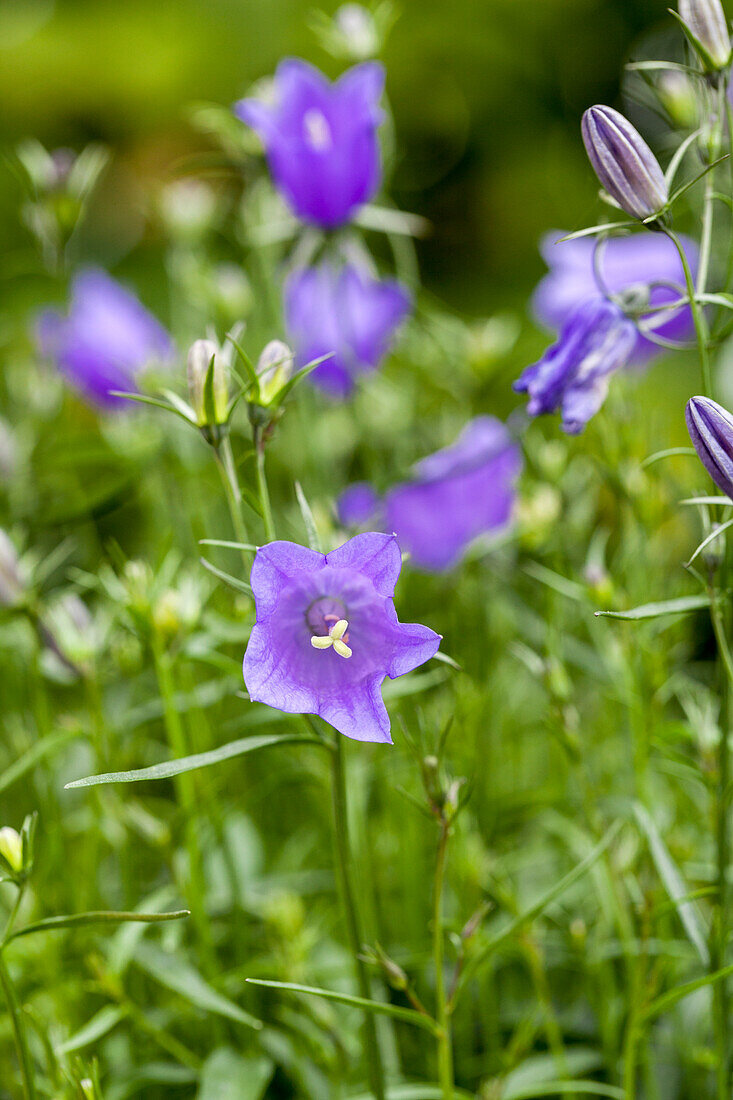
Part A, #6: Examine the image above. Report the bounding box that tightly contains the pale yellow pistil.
[310,618,352,659]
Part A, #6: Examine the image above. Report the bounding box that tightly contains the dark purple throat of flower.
[307,596,352,658]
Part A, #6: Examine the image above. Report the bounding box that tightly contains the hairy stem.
[433,820,454,1100]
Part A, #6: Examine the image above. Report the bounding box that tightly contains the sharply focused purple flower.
[382,417,522,572]
[581,106,668,221]
[515,297,638,434]
[36,270,173,408]
[533,230,698,358]
[679,0,731,71]
[686,396,733,499]
[337,482,382,527]
[234,59,385,228]
[285,262,411,397]
[243,533,441,742]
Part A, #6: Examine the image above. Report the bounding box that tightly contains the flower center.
[306,596,351,658]
[303,108,333,152]
[310,617,352,659]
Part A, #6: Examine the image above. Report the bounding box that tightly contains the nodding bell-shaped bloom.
[187,338,229,427]
[234,59,385,228]
[686,396,733,499]
[679,0,731,71]
[285,262,411,398]
[36,270,173,408]
[242,533,441,743]
[533,230,698,359]
[514,297,638,434]
[581,106,668,221]
[383,418,522,572]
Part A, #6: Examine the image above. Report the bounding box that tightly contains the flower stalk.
[0,946,36,1100]
[433,817,454,1100]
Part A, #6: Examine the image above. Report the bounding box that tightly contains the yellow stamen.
[310,618,352,659]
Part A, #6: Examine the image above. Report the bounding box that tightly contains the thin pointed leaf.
[641,447,696,467]
[270,354,334,409]
[199,557,253,595]
[245,979,439,1033]
[641,962,733,1024]
[64,733,324,788]
[679,496,732,506]
[198,539,261,551]
[203,353,217,428]
[225,333,260,393]
[56,1005,127,1056]
[7,909,190,942]
[686,517,733,567]
[634,803,709,966]
[595,595,710,620]
[108,391,197,424]
[294,481,322,552]
[136,942,261,1030]
[556,222,637,243]
[664,128,704,188]
[668,154,731,208]
[159,389,198,421]
[0,729,81,795]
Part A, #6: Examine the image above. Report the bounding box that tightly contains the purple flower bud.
[581,106,668,221]
[679,0,731,70]
[285,262,411,398]
[234,59,385,228]
[686,396,733,499]
[515,297,638,434]
[36,270,173,409]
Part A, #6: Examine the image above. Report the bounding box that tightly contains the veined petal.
[318,673,392,743]
[326,532,402,597]
[250,541,326,618]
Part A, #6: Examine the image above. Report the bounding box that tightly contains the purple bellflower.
[381,417,521,572]
[37,269,173,409]
[514,296,638,434]
[686,396,733,499]
[533,230,698,359]
[242,533,441,743]
[235,59,385,228]
[581,106,668,221]
[285,262,411,397]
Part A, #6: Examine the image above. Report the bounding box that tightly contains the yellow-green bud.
[257,340,293,406]
[187,339,229,427]
[0,827,23,873]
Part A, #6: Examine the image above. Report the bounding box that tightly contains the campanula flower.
[514,297,638,434]
[337,482,382,527]
[581,106,668,221]
[285,262,411,397]
[235,59,385,228]
[686,396,733,499]
[242,533,441,743]
[382,417,521,572]
[36,270,173,408]
[679,0,731,70]
[533,230,698,357]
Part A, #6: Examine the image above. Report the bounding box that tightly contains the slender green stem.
[433,820,454,1100]
[697,167,716,300]
[725,91,733,293]
[663,227,711,395]
[214,435,252,569]
[0,950,36,1100]
[151,638,215,975]
[2,884,25,947]
[707,583,731,1100]
[329,731,386,1100]
[253,429,276,543]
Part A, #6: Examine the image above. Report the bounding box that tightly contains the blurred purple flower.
[242,533,441,743]
[686,396,733,499]
[382,417,522,572]
[337,482,382,527]
[515,297,638,434]
[36,270,173,409]
[533,231,698,358]
[285,262,411,397]
[235,59,385,228]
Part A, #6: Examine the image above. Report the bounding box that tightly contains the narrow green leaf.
[199,557,253,595]
[595,595,710,620]
[64,733,324,788]
[524,561,586,601]
[641,447,696,468]
[7,909,189,942]
[198,539,260,552]
[641,962,733,1023]
[504,1085,625,1100]
[679,496,732,506]
[556,222,637,243]
[245,979,439,1033]
[686,517,733,567]
[0,729,81,795]
[294,481,322,552]
[108,391,197,424]
[56,1005,127,1056]
[135,942,262,1029]
[270,354,333,409]
[634,804,709,966]
[225,333,260,392]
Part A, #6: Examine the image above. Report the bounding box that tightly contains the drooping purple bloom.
[581,106,668,221]
[382,417,522,572]
[285,262,411,397]
[36,270,173,408]
[533,230,698,359]
[242,533,441,743]
[515,297,638,434]
[235,59,385,228]
[337,482,382,527]
[686,396,733,499]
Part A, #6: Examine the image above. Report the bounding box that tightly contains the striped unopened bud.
[686,396,733,499]
[679,0,731,71]
[581,106,668,221]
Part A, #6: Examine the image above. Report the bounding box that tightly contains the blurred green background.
[0,0,674,311]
